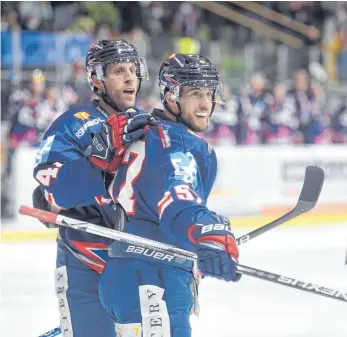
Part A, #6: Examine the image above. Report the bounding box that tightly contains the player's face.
[180,87,213,132]
[104,62,138,110]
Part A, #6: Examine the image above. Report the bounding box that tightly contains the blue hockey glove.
[188,217,241,282]
[89,107,154,171]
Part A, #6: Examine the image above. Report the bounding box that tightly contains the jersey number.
[117,141,145,215]
[35,163,62,187]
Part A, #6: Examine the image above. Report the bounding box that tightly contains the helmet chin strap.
[163,99,181,121]
[164,99,202,132]
[101,79,125,114]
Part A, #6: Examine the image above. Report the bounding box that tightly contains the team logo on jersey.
[74,112,90,120]
[170,152,198,188]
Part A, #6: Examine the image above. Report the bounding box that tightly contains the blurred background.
[1,1,346,231]
[1,3,347,337]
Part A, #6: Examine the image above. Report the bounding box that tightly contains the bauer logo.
[125,245,174,262]
[201,224,232,234]
[74,111,90,120]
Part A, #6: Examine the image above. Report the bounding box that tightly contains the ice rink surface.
[1,224,347,337]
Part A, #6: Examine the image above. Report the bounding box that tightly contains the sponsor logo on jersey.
[75,117,103,138]
[74,111,90,120]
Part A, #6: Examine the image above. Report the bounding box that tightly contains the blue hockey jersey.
[109,109,219,251]
[33,101,124,273]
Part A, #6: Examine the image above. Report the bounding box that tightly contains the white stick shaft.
[55,214,197,260]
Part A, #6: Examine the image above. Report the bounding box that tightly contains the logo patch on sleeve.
[170,151,198,188]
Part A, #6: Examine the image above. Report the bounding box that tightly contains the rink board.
[2,213,347,241]
[3,145,346,241]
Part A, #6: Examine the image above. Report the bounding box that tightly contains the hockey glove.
[89,107,154,171]
[188,217,241,282]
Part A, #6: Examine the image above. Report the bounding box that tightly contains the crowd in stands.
[1,1,347,147]
[2,1,346,80]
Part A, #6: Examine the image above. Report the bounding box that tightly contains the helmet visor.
[173,80,225,105]
[89,56,149,81]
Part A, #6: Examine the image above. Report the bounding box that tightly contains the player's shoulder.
[47,102,105,133]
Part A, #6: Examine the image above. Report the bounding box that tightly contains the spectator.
[1,69,46,219]
[237,73,271,145]
[326,24,347,84]
[36,86,68,139]
[331,97,347,143]
[264,83,298,144]
[206,87,238,146]
[70,59,93,105]
[18,1,53,31]
[172,2,199,38]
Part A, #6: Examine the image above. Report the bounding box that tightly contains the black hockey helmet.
[158,53,225,118]
[86,40,149,110]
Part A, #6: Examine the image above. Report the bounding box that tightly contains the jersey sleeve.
[33,129,106,209]
[148,125,219,251]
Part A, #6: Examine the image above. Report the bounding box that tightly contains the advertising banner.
[7,145,347,230]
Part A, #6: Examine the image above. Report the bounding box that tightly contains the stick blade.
[298,166,324,204]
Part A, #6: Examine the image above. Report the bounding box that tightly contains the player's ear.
[164,90,179,114]
[164,91,177,104]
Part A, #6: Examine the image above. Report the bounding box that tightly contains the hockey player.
[32,39,153,337]
[98,54,241,337]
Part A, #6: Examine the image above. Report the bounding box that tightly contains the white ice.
[1,224,347,337]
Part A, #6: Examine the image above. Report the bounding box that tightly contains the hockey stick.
[238,264,347,303]
[18,205,197,264]
[20,164,324,262]
[38,327,61,337]
[236,165,324,245]
[20,205,346,304]
[23,166,325,336]
[19,206,196,337]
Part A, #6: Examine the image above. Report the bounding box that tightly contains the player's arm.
[34,108,153,209]
[152,137,240,282]
[33,130,108,209]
